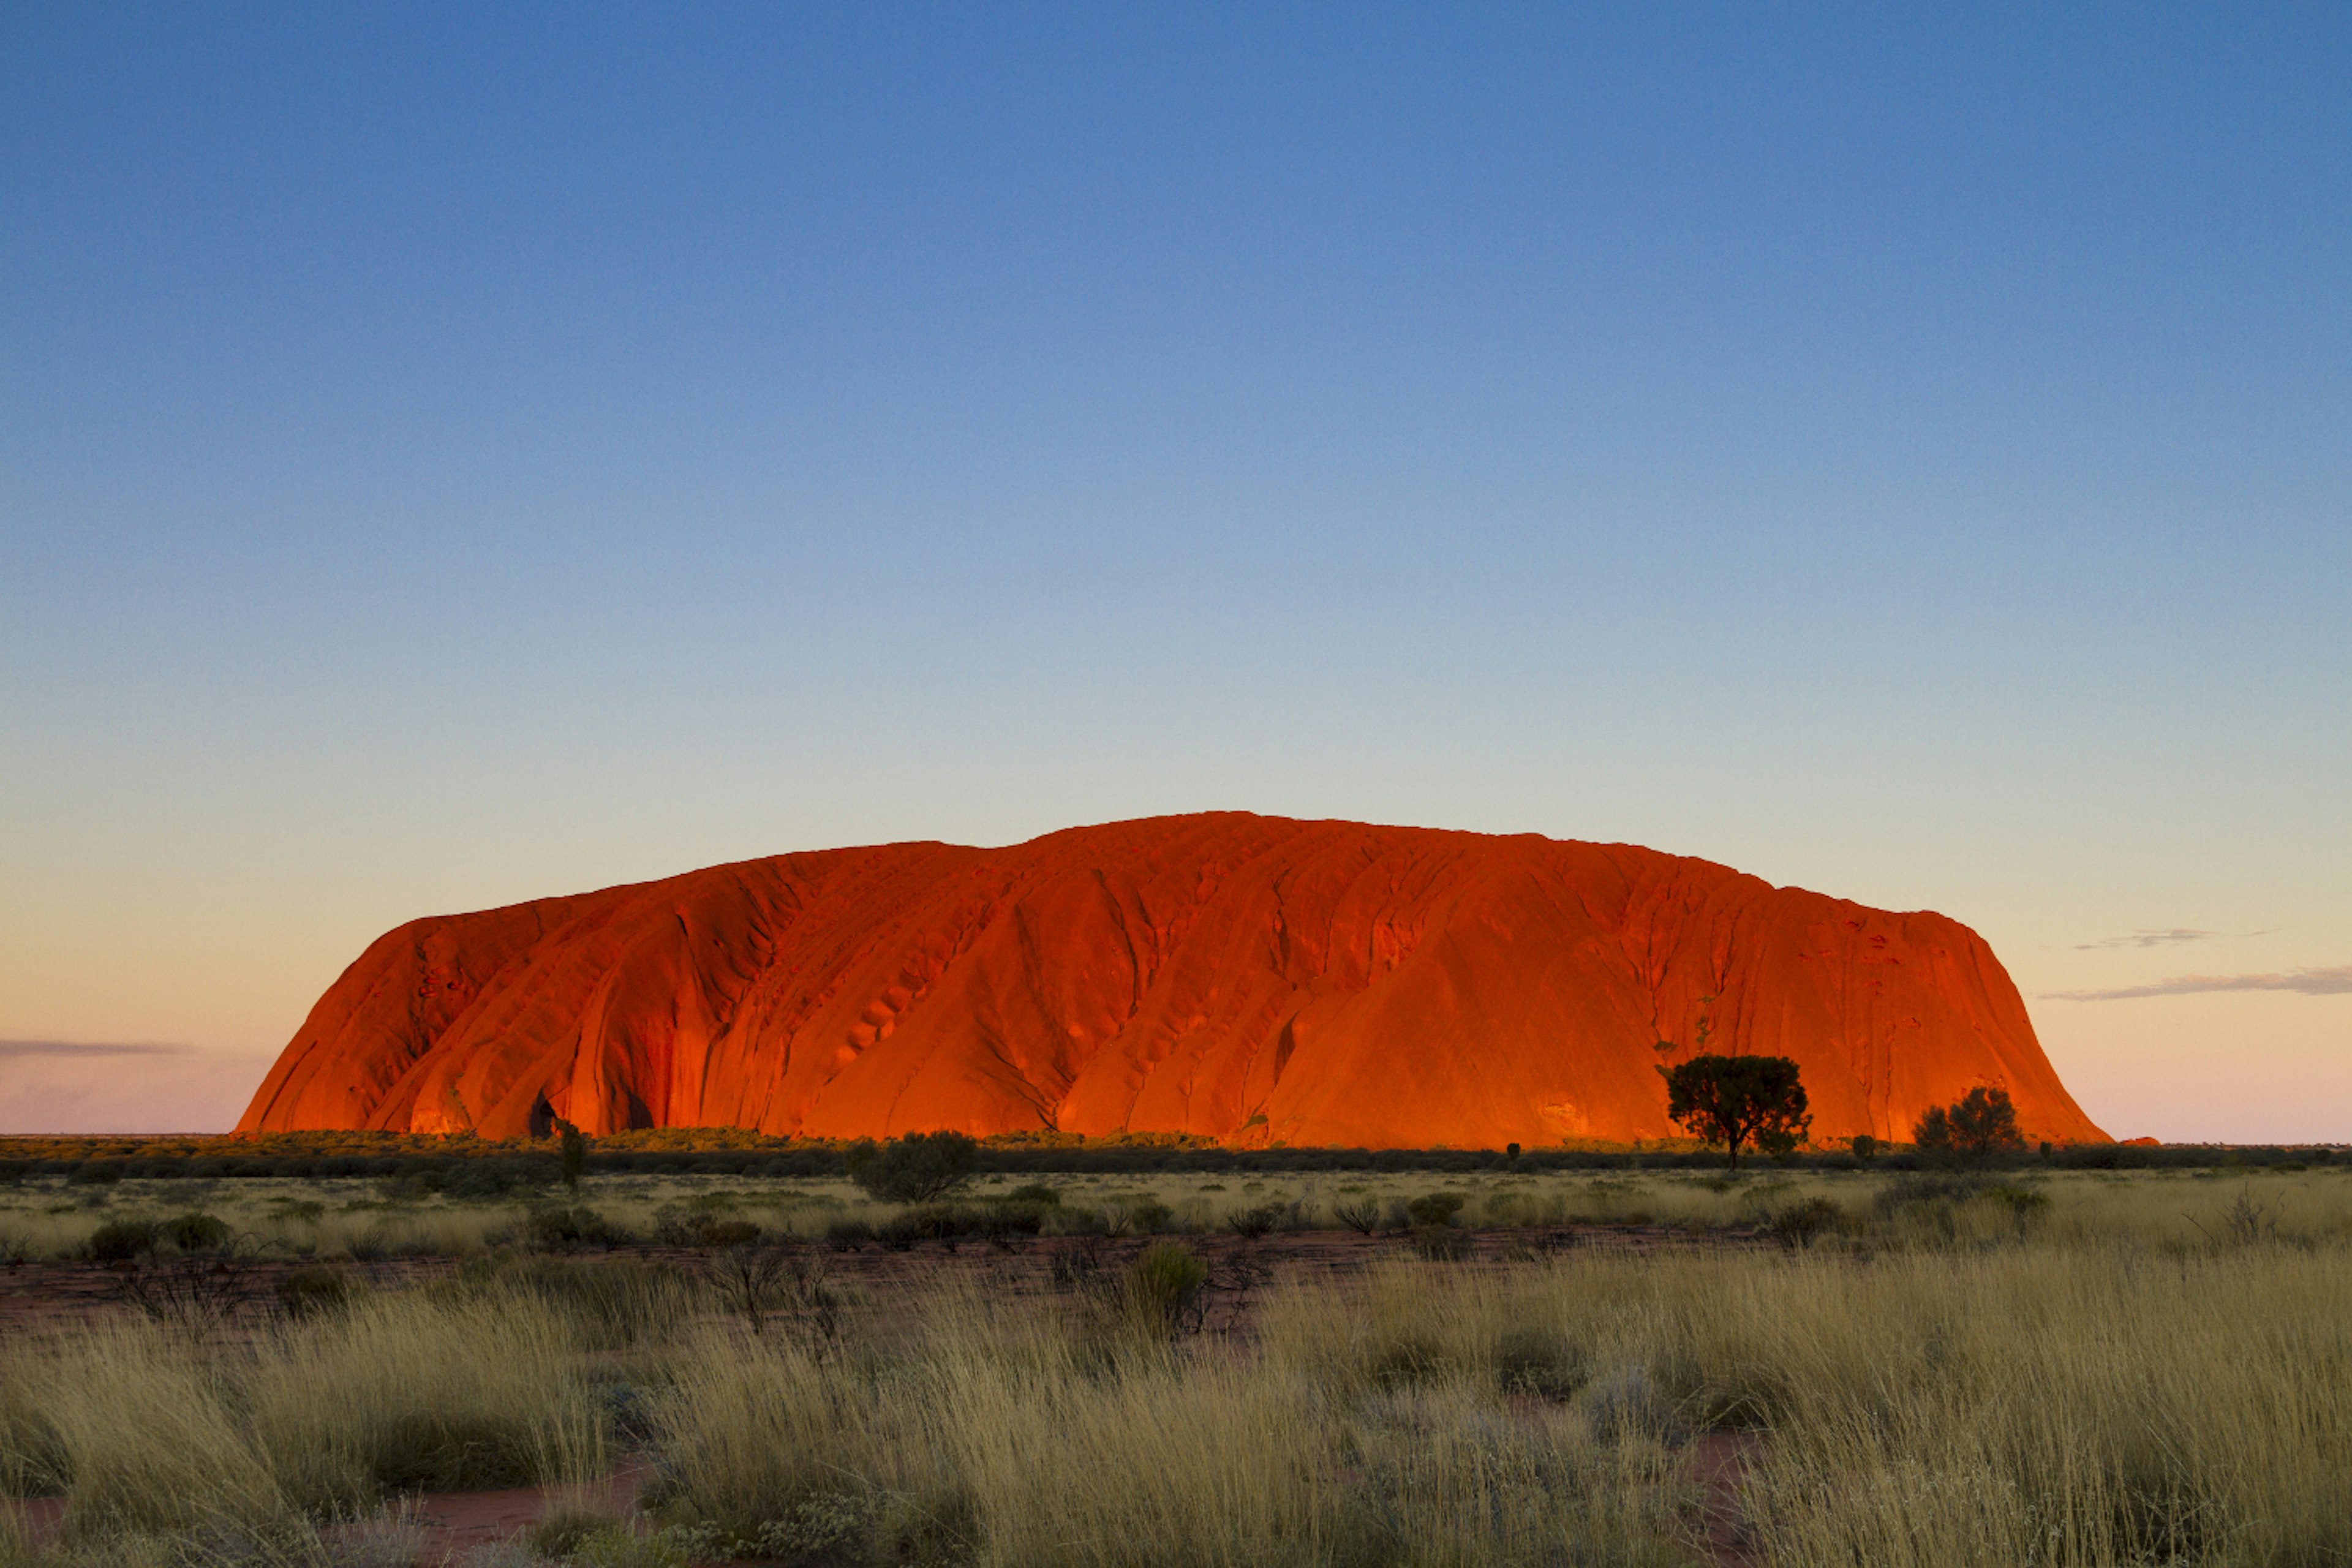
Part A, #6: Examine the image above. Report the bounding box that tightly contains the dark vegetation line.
[0,1129,2338,1186]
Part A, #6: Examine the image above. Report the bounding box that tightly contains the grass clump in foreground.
[0,1175,2349,1566]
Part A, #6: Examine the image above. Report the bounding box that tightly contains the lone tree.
[1658,1054,1811,1169]
[1917,1086,2025,1161]
[844,1131,981,1204]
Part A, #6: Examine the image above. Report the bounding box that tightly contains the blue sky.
[4,3,2347,1138]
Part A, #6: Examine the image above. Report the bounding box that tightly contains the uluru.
[238,813,2108,1148]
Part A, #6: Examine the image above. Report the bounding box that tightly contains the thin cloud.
[2045,965,2352,1002]
[2073,929,2219,951]
[0,1039,194,1060]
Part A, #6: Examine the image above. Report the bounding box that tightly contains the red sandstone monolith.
[239,813,2106,1147]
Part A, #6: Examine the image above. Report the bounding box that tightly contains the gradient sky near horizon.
[4,4,2347,1141]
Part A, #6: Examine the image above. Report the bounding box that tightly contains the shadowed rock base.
[238,813,2106,1148]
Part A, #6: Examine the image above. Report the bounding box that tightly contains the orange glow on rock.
[237,813,2108,1147]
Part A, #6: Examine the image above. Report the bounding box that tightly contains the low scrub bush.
[1041,1204,1109,1238]
[1104,1196,1175,1235]
[844,1131,979,1204]
[873,1202,979,1248]
[1002,1183,1061,1206]
[1762,1195,1842,1250]
[529,1506,626,1557]
[1404,1192,1468,1227]
[83,1219,157,1263]
[159,1212,232,1252]
[654,1210,762,1248]
[525,1205,626,1251]
[1224,1202,1286,1238]
[707,1243,843,1346]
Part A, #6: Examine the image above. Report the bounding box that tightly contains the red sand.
[239,812,2105,1148]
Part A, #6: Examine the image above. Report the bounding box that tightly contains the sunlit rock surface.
[239,813,2107,1147]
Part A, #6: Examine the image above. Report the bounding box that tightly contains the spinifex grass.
[2,1178,2349,1566]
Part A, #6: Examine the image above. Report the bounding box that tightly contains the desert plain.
[3,1134,2348,1568]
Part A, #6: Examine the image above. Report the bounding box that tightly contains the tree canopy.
[1916,1086,2026,1160]
[844,1130,981,1203]
[1657,1054,1811,1169]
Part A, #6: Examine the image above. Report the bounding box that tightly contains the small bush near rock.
[844,1131,980,1204]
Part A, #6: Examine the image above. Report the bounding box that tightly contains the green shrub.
[1003,1183,1061,1206]
[527,1205,624,1250]
[1107,1197,1175,1235]
[1043,1204,1109,1237]
[1332,1199,1383,1234]
[973,1204,1046,1243]
[439,1159,555,1202]
[575,1528,691,1568]
[655,1210,762,1248]
[160,1212,232,1252]
[85,1218,157,1262]
[754,1491,877,1556]
[1224,1202,1285,1238]
[530,1506,625,1556]
[698,1218,763,1248]
[824,1216,873,1251]
[1762,1196,1842,1250]
[1987,1184,2053,1233]
[844,1131,979,1204]
[1404,1192,1468,1227]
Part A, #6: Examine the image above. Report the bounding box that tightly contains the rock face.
[238,814,2107,1147]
